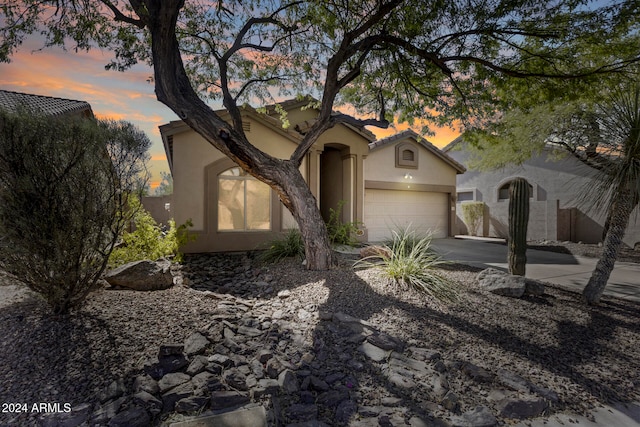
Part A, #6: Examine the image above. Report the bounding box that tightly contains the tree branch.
[100,0,145,28]
[331,113,389,129]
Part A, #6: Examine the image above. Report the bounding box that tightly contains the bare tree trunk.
[279,164,334,270]
[583,192,634,304]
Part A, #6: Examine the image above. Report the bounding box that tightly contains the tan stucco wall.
[365,142,457,186]
[171,118,306,231]
[318,128,370,156]
[282,107,316,129]
[364,139,460,238]
[167,106,374,252]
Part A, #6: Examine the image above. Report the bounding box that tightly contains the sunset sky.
[0,38,460,190]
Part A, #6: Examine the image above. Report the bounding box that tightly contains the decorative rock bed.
[21,250,629,427]
[42,285,557,426]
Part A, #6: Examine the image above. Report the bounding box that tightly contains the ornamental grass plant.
[356,227,458,302]
[258,228,305,264]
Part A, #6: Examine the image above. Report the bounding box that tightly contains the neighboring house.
[160,99,465,253]
[0,89,94,118]
[444,137,640,249]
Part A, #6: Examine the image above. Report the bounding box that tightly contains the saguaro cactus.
[508,178,530,276]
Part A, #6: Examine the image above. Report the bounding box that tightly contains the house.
[365,130,465,241]
[160,99,465,253]
[443,137,640,249]
[0,89,94,118]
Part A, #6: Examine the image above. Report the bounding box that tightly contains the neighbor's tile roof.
[0,89,93,117]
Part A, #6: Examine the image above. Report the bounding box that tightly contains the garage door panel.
[364,189,448,242]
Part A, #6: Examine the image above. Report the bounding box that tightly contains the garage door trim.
[364,180,456,194]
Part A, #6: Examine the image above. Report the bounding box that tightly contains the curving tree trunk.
[143,1,337,269]
[278,163,333,269]
[583,191,635,304]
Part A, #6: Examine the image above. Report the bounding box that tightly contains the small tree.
[154,171,173,196]
[0,109,150,314]
[460,202,485,236]
[109,196,193,267]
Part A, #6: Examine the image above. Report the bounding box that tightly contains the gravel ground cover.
[0,246,638,426]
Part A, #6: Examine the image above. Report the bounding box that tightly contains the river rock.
[450,406,497,427]
[498,397,548,419]
[184,332,211,355]
[107,406,150,427]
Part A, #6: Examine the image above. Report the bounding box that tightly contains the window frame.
[217,167,272,232]
[497,179,535,201]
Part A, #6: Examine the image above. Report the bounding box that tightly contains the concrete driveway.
[431,237,640,303]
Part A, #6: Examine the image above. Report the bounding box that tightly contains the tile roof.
[0,89,93,117]
[369,129,466,173]
[441,134,465,152]
[263,96,376,141]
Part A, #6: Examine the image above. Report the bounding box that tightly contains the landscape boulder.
[476,268,525,297]
[476,268,546,297]
[104,259,173,291]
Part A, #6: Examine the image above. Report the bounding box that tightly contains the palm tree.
[571,83,640,304]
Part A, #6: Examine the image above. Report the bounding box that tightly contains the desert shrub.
[326,200,361,246]
[258,228,305,263]
[0,109,150,314]
[108,196,194,267]
[356,227,458,302]
[460,202,485,236]
[382,224,428,256]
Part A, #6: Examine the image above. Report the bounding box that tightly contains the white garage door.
[364,189,449,242]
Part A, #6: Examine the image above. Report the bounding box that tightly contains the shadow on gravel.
[307,260,639,419]
[177,252,639,425]
[0,298,136,426]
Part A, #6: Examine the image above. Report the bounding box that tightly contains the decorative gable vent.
[242,121,251,132]
[396,142,418,168]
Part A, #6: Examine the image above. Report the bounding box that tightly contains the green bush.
[326,200,361,246]
[460,202,485,236]
[258,228,305,264]
[109,197,193,267]
[0,109,150,314]
[356,227,458,302]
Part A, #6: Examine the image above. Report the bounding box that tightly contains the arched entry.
[319,143,355,224]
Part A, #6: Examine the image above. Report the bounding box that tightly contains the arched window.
[498,180,533,201]
[218,167,271,231]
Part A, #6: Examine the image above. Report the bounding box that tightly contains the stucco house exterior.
[365,130,465,241]
[444,137,640,249]
[160,99,465,253]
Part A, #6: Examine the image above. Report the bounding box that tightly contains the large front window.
[218,167,271,231]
